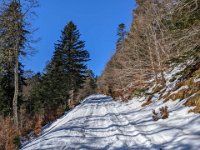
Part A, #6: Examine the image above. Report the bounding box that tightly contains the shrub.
[159,106,169,119]
[164,88,188,102]
[19,111,35,136]
[0,117,20,150]
[152,106,169,121]
[152,110,160,121]
[164,72,200,102]
[185,92,200,113]
[13,135,21,149]
[34,115,43,136]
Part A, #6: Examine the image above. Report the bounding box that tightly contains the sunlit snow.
[21,94,200,150]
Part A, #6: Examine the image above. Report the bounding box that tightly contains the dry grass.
[163,68,200,102]
[185,92,200,113]
[68,99,81,109]
[43,106,65,125]
[161,68,200,114]
[152,84,164,94]
[0,108,66,150]
[19,112,35,136]
[141,95,153,107]
[0,117,20,150]
[164,88,188,102]
[193,69,200,78]
[34,115,43,136]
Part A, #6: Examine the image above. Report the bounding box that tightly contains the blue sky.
[23,0,136,75]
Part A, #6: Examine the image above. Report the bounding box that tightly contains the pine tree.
[116,23,126,50]
[34,21,90,113]
[61,21,90,91]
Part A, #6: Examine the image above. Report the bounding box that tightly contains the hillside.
[97,0,200,100]
[21,65,200,150]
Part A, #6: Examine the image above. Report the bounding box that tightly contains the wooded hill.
[97,0,200,101]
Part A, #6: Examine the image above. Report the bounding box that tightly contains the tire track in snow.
[22,100,93,150]
[22,95,156,150]
[84,97,115,138]
[109,101,154,148]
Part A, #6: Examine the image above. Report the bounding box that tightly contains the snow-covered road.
[21,95,200,150]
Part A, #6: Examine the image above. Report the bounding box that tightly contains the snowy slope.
[21,94,200,150]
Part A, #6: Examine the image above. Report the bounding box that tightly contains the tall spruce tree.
[34,21,90,112]
[60,21,90,91]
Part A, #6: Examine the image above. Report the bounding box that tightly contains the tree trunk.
[13,49,19,129]
[12,0,21,129]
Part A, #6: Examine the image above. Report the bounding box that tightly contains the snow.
[21,95,200,150]
[21,64,200,150]
[164,65,184,91]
